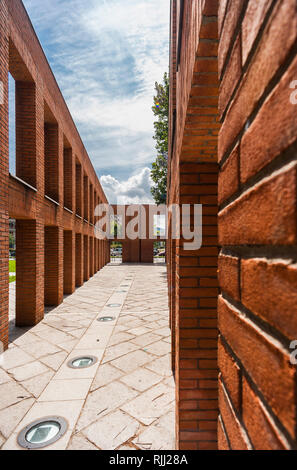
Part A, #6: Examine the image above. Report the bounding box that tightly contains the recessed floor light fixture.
[98,316,116,322]
[67,356,97,369]
[107,303,121,308]
[17,417,68,449]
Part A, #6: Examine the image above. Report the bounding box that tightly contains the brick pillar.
[0,0,9,350]
[64,230,75,294]
[99,239,102,269]
[84,175,89,221]
[94,237,98,273]
[64,147,74,210]
[89,236,94,277]
[217,0,297,450]
[16,220,44,326]
[15,81,37,188]
[75,233,83,287]
[75,162,83,216]
[44,226,63,306]
[44,122,59,202]
[106,240,110,264]
[175,163,219,450]
[84,235,89,281]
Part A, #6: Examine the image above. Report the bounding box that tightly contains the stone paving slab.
[0,264,175,450]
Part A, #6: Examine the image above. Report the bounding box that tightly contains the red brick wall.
[217,0,297,450]
[0,0,110,350]
[168,0,220,450]
[0,0,9,351]
[112,205,157,263]
[169,0,297,450]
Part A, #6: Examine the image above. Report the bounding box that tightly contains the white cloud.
[100,167,153,205]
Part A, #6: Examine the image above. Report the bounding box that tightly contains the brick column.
[44,122,60,202]
[16,220,44,326]
[94,237,98,273]
[83,174,89,221]
[75,233,83,287]
[99,239,103,269]
[64,147,74,210]
[0,0,9,350]
[44,226,63,306]
[15,82,37,188]
[64,230,75,294]
[175,163,219,451]
[84,235,89,281]
[170,238,177,373]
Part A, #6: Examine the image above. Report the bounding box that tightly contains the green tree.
[151,72,169,205]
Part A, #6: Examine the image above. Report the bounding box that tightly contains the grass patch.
[9,260,16,272]
[9,275,16,283]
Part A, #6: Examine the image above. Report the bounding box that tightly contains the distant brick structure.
[112,205,164,263]
[168,0,297,450]
[0,0,109,350]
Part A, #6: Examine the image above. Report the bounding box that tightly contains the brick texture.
[217,0,297,450]
[169,0,297,451]
[168,0,219,450]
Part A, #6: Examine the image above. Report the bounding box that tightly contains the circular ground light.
[98,316,116,322]
[67,356,97,369]
[107,303,121,308]
[17,417,68,449]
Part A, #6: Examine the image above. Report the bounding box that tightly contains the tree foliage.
[151,72,169,205]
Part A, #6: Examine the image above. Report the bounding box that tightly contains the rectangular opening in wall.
[44,226,60,307]
[110,241,122,264]
[75,233,83,287]
[63,135,73,211]
[9,39,36,187]
[44,102,59,203]
[89,237,94,277]
[8,74,16,176]
[63,230,74,295]
[154,241,166,264]
[154,214,166,238]
[110,214,123,239]
[75,160,82,217]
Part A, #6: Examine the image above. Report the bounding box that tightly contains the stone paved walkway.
[0,263,175,450]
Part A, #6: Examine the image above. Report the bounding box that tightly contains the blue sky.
[20,0,170,204]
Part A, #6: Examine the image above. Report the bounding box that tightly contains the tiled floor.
[0,263,175,450]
